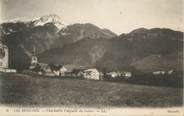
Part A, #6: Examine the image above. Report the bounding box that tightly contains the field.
[0,73,183,107]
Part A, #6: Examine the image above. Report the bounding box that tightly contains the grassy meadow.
[0,73,183,107]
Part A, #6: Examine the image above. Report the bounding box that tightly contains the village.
[0,42,176,82]
[26,49,133,81]
[0,38,182,109]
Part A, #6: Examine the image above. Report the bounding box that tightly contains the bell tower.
[31,46,38,65]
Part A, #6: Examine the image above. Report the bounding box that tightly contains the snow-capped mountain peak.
[32,14,66,30]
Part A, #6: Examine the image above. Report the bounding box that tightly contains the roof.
[38,63,48,67]
[84,68,98,72]
[64,64,85,72]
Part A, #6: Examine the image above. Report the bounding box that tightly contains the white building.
[152,70,174,75]
[0,42,16,73]
[123,72,132,78]
[51,65,67,76]
[153,71,166,75]
[83,68,100,80]
[0,42,8,68]
[59,66,67,75]
[106,72,120,78]
[106,71,132,80]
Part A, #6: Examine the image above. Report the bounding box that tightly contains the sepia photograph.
[0,0,183,115]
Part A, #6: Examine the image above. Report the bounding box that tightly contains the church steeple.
[31,46,38,65]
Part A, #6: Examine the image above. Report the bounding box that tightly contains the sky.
[0,0,183,34]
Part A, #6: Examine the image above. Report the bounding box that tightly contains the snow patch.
[32,14,67,30]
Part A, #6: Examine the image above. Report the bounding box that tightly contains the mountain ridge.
[39,28,183,72]
[0,15,183,72]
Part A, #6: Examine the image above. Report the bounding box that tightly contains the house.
[106,71,132,80]
[152,70,174,75]
[152,71,166,75]
[49,64,67,76]
[0,42,8,69]
[64,71,72,77]
[28,48,68,76]
[59,66,67,76]
[29,62,68,77]
[39,63,54,76]
[52,64,67,76]
[106,72,120,78]
[64,64,85,77]
[0,68,17,73]
[121,71,132,79]
[71,69,84,77]
[0,42,16,73]
[83,68,100,80]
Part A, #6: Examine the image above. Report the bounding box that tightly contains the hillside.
[39,28,183,72]
[0,14,183,72]
[0,14,116,70]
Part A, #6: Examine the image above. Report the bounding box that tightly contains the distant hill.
[39,28,183,72]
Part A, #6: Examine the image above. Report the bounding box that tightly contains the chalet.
[83,68,100,80]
